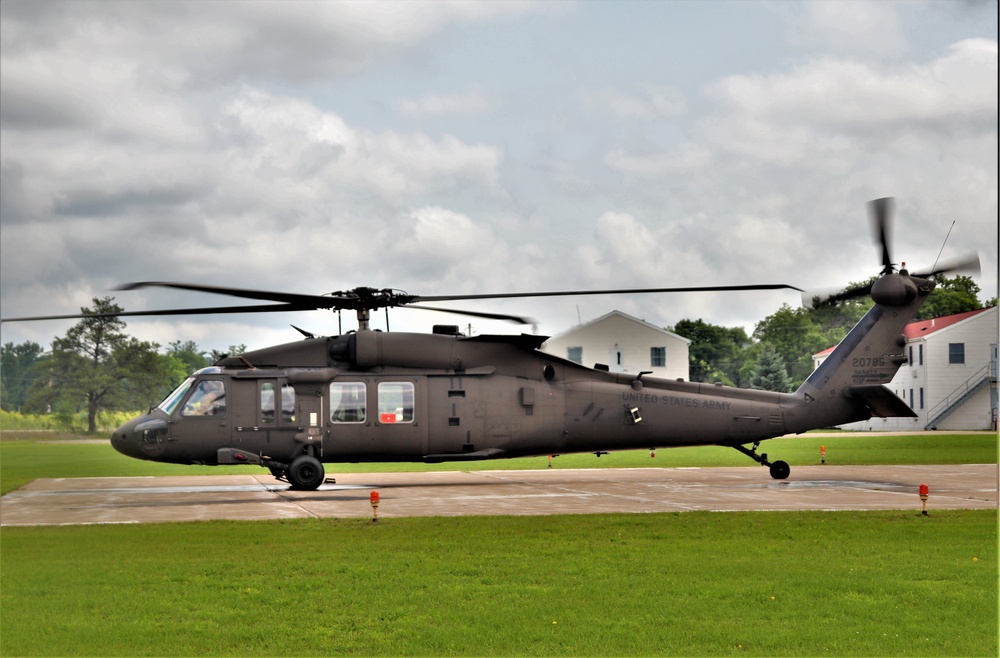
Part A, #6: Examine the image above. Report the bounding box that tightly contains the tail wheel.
[287,455,325,490]
[769,460,790,480]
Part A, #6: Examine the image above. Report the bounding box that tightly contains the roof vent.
[432,325,461,336]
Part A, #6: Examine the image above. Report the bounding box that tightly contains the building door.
[609,347,625,373]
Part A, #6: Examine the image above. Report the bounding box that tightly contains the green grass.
[2,432,997,656]
[1,510,995,656]
[1,431,997,495]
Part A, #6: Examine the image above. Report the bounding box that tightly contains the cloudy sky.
[1,0,997,355]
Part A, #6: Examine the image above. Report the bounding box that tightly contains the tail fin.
[791,271,935,429]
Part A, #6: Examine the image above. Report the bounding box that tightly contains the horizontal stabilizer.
[848,385,916,418]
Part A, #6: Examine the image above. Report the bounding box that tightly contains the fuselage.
[112,331,800,466]
[113,270,934,474]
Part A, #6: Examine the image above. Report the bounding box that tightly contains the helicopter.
[1,198,980,490]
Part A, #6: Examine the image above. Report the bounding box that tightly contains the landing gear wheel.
[287,455,325,490]
[769,460,790,480]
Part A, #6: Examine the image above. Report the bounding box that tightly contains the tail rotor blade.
[911,252,981,280]
[802,282,874,308]
[868,197,895,275]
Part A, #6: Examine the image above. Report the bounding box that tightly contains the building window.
[567,346,583,364]
[919,344,924,366]
[919,387,924,410]
[908,345,913,366]
[948,343,965,364]
[650,346,666,367]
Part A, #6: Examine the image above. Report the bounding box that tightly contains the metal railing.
[925,363,995,428]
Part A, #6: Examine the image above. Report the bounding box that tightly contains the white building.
[541,310,691,380]
[812,306,999,431]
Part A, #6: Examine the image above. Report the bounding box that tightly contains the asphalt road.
[1,464,995,526]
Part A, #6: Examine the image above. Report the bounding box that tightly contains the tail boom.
[785,273,935,432]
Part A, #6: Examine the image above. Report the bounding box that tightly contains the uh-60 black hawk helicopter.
[2,198,980,490]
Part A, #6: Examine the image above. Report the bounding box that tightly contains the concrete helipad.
[1,464,995,526]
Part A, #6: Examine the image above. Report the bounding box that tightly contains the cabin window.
[262,382,295,424]
[260,383,276,424]
[181,380,227,416]
[948,343,965,364]
[567,347,582,364]
[650,346,666,367]
[330,382,366,423]
[378,382,414,424]
[281,384,296,423]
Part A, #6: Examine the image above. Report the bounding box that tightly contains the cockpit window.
[181,380,227,417]
[158,377,195,415]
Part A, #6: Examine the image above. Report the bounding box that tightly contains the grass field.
[1,511,996,657]
[1,431,997,656]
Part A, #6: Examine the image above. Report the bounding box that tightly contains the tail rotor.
[803,198,980,308]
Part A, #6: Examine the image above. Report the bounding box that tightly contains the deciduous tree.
[0,341,45,412]
[916,275,989,320]
[671,319,751,386]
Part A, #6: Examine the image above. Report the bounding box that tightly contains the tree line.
[1,298,244,432]
[1,277,992,432]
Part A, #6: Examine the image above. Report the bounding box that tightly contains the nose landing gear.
[286,454,325,490]
[263,454,326,490]
[732,442,790,480]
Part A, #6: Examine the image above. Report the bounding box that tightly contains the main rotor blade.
[3,281,802,325]
[412,283,803,304]
[868,197,895,275]
[0,303,311,323]
[119,281,341,309]
[405,304,536,325]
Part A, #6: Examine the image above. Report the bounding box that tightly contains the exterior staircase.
[925,363,997,430]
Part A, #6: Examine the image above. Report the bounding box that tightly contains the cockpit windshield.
[158,377,194,415]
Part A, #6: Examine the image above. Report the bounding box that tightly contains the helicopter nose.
[112,414,170,461]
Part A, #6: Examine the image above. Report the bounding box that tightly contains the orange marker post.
[370,490,380,523]
[919,484,929,516]
[820,445,826,464]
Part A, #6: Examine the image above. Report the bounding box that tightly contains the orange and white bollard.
[919,484,929,516]
[820,445,826,464]
[370,490,380,523]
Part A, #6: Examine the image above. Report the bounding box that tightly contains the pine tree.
[749,344,794,392]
